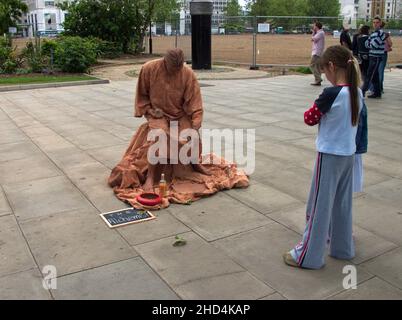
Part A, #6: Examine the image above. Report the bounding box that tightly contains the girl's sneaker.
[283,252,299,268]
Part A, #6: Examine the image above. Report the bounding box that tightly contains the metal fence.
[144,16,402,67]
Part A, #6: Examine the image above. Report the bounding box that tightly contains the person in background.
[362,16,386,99]
[356,25,371,82]
[378,21,393,94]
[340,26,352,50]
[353,100,368,193]
[310,21,325,86]
[351,25,363,57]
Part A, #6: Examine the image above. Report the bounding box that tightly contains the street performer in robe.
[108,48,249,209]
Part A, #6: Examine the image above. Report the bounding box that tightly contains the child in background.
[354,100,368,193]
[283,45,364,269]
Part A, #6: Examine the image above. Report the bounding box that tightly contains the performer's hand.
[148,108,164,118]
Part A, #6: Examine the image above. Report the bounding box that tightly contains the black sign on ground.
[100,207,156,228]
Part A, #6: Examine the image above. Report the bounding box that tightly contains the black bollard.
[190,0,213,70]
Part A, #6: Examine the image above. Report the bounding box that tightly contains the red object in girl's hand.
[136,193,162,206]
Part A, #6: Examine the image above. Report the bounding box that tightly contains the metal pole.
[250,16,259,70]
[175,18,178,48]
[149,21,153,54]
[149,0,153,54]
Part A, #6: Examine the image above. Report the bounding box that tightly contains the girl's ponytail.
[347,56,361,126]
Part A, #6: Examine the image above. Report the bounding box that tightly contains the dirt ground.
[151,34,402,65]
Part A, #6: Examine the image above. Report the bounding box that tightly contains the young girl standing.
[284,45,364,269]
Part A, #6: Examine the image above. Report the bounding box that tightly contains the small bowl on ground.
[136,193,162,206]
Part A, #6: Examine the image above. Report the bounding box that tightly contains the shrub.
[86,37,123,59]
[294,66,312,74]
[0,37,19,74]
[55,36,97,73]
[41,39,59,57]
[22,41,46,73]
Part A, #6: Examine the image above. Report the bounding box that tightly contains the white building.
[340,0,402,21]
[179,0,229,34]
[22,0,70,37]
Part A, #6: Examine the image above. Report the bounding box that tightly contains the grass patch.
[291,67,312,74]
[0,74,98,86]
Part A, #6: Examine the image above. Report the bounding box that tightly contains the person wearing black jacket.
[352,25,370,82]
[340,27,352,50]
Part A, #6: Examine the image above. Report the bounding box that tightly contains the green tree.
[246,0,307,16]
[59,0,179,53]
[225,0,242,16]
[306,0,340,17]
[0,0,28,35]
[224,0,243,33]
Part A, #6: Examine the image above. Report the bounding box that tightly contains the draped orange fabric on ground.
[108,56,249,209]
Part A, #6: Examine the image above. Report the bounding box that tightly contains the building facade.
[341,0,402,21]
[180,0,229,34]
[22,0,70,37]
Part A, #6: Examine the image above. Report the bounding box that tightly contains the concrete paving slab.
[19,125,57,139]
[0,215,36,277]
[329,277,402,300]
[52,257,179,300]
[169,193,272,241]
[364,153,402,179]
[254,165,313,202]
[31,133,76,152]
[353,194,402,245]
[43,146,100,171]
[254,140,315,171]
[255,124,312,142]
[360,248,402,290]
[86,144,127,169]
[213,223,373,300]
[259,292,287,300]
[0,155,61,185]
[0,128,29,145]
[20,208,136,277]
[0,141,44,163]
[118,212,190,246]
[3,176,94,221]
[0,269,51,300]
[0,187,12,216]
[135,232,275,299]
[62,130,125,150]
[224,182,302,215]
[62,162,124,212]
[364,178,402,208]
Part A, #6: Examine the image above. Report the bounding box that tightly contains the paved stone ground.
[0,69,402,300]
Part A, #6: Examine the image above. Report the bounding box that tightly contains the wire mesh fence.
[144,16,402,67]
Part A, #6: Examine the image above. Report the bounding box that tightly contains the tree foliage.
[225,0,242,17]
[306,0,340,17]
[246,0,339,17]
[0,0,28,35]
[59,0,179,53]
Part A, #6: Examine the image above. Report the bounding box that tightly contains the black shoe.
[310,82,322,86]
[367,94,381,99]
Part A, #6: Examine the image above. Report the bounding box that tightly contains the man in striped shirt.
[362,16,386,98]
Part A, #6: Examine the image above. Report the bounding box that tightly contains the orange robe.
[108,59,249,209]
